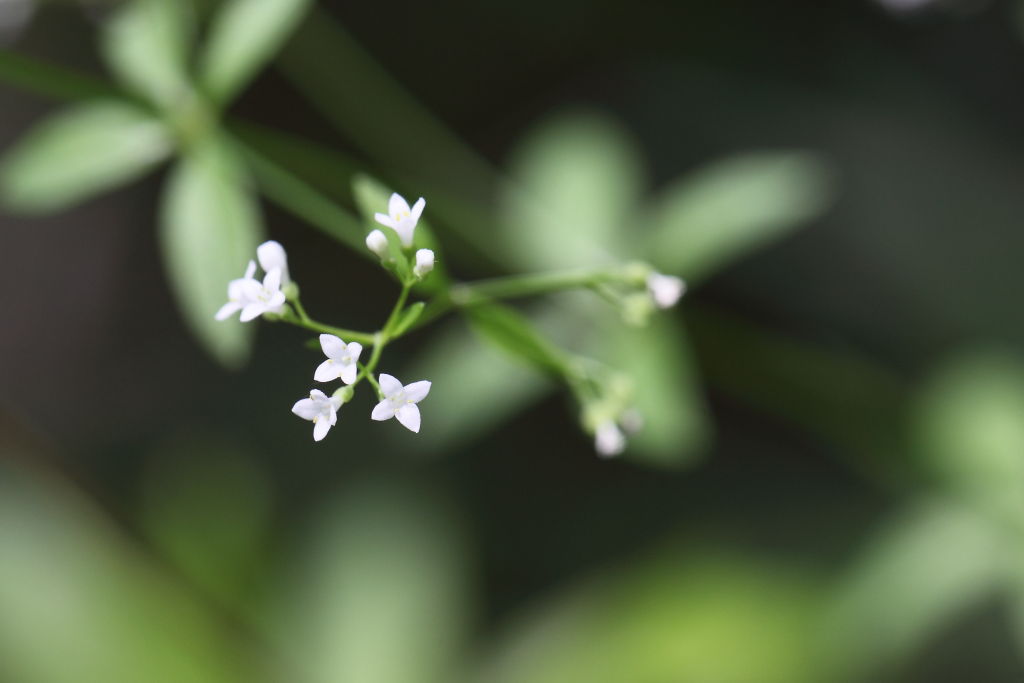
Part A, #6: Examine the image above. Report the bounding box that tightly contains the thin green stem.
[281,308,375,345]
[381,283,412,340]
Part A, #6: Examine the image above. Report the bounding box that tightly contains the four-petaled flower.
[371,373,431,433]
[314,334,363,385]
[646,273,686,309]
[292,389,342,441]
[374,192,425,247]
[215,260,286,322]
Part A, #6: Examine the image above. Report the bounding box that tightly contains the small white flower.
[413,249,434,279]
[374,192,425,247]
[314,334,363,385]
[365,229,390,259]
[292,389,342,441]
[257,240,290,286]
[594,420,626,458]
[215,261,286,322]
[646,273,686,309]
[370,373,431,433]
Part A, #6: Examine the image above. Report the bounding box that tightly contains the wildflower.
[646,273,686,309]
[413,248,434,279]
[314,334,363,385]
[214,261,286,322]
[594,420,626,458]
[257,240,290,286]
[374,192,425,247]
[365,229,389,259]
[291,389,343,441]
[370,373,431,433]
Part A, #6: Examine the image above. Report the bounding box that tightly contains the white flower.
[646,273,686,309]
[291,389,342,441]
[413,249,434,278]
[314,334,363,385]
[215,261,286,322]
[257,240,290,286]
[370,373,431,433]
[374,192,425,247]
[366,229,389,259]
[594,420,626,458]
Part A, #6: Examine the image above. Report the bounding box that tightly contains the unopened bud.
[366,229,389,259]
[413,248,435,279]
[646,273,686,309]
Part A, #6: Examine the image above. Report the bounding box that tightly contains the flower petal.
[257,241,289,284]
[309,389,329,402]
[314,359,338,382]
[215,301,241,320]
[347,342,363,362]
[240,303,264,322]
[374,213,396,229]
[403,380,431,403]
[395,403,421,433]
[263,267,282,292]
[313,417,331,441]
[388,192,411,218]
[378,373,403,397]
[371,399,395,421]
[320,334,347,359]
[410,197,425,221]
[244,260,257,279]
[339,363,357,385]
[292,398,318,420]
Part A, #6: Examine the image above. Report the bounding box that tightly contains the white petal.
[320,334,347,359]
[378,373,403,397]
[313,417,331,441]
[215,301,241,320]
[244,260,257,279]
[347,342,363,362]
[410,197,425,221]
[595,422,626,457]
[257,241,289,284]
[395,223,414,248]
[403,380,431,403]
[339,363,357,385]
[314,359,339,382]
[292,398,318,420]
[263,267,282,293]
[374,213,397,229]
[328,407,338,426]
[371,399,395,421]
[309,389,329,402]
[366,229,390,257]
[388,192,411,218]
[395,404,421,433]
[239,303,264,322]
[266,292,286,312]
[646,273,686,309]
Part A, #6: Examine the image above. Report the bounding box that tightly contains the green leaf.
[598,317,709,466]
[281,478,469,683]
[643,151,836,282]
[501,112,644,270]
[823,500,1001,679]
[159,135,264,367]
[200,0,314,105]
[0,101,171,213]
[391,302,425,338]
[467,304,570,378]
[100,0,193,108]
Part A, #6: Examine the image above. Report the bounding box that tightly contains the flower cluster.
[214,241,289,322]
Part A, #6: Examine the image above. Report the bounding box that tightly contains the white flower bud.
[257,240,290,286]
[366,229,389,259]
[413,248,435,278]
[594,421,626,458]
[646,273,686,309]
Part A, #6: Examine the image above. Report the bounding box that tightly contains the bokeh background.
[4,0,1024,681]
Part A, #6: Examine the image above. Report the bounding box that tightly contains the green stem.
[381,283,412,340]
[282,308,375,345]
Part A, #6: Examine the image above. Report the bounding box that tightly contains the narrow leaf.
[0,101,171,212]
[159,135,264,367]
[391,302,425,338]
[466,304,570,378]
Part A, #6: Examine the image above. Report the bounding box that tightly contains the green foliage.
[391,301,426,337]
[0,101,171,212]
[466,303,572,378]
[101,0,193,109]
[200,0,314,105]
[159,135,264,367]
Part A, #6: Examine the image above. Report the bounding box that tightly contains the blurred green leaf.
[467,304,571,378]
[643,152,835,282]
[140,437,273,613]
[599,316,709,466]
[0,101,171,212]
[0,462,256,683]
[823,500,1001,679]
[913,350,1024,520]
[281,479,469,683]
[101,0,193,108]
[392,301,425,337]
[159,135,263,367]
[501,112,644,270]
[200,0,314,105]
[476,551,823,683]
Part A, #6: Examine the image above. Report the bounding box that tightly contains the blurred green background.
[4,0,1024,681]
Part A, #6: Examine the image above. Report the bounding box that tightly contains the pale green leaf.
[643,152,835,282]
[159,135,264,367]
[501,112,644,270]
[0,101,171,212]
[101,0,193,108]
[200,0,314,105]
[467,304,571,378]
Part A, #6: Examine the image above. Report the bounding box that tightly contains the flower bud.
[366,229,389,259]
[413,248,435,279]
[594,421,626,458]
[257,240,290,285]
[646,273,686,309]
